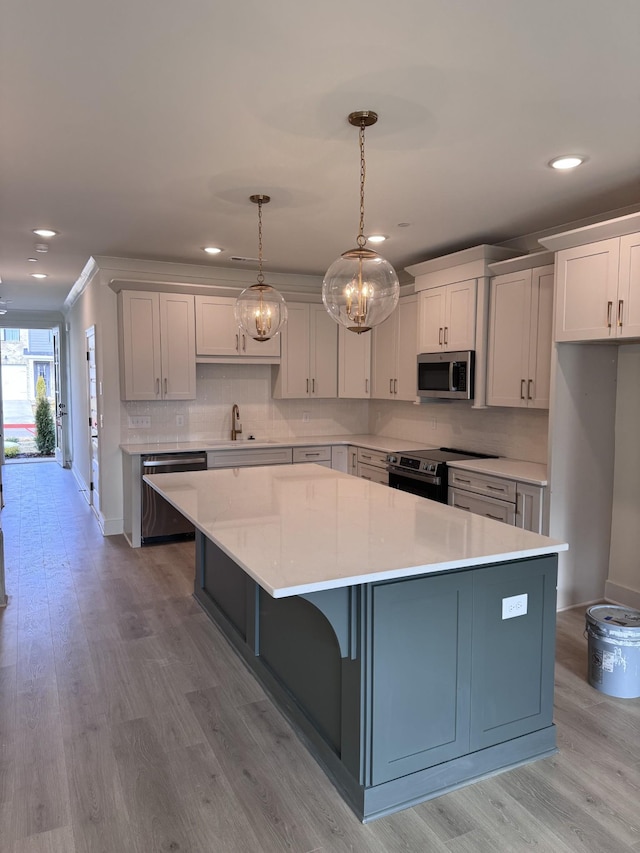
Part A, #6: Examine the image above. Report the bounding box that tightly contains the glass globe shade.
[322,248,399,333]
[235,283,288,342]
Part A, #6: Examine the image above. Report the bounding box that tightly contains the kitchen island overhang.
[144,464,568,821]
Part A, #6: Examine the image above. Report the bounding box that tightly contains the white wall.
[607,344,640,608]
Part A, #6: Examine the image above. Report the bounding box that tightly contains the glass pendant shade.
[322,247,399,334]
[235,193,287,342]
[235,283,287,342]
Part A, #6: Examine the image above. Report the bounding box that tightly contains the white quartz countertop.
[144,465,566,598]
[447,458,548,486]
[121,434,431,456]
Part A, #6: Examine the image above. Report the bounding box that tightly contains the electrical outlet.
[302,411,310,423]
[502,593,528,620]
[430,418,437,430]
[128,415,151,429]
[176,414,185,427]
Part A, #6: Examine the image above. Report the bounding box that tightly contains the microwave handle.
[449,360,455,391]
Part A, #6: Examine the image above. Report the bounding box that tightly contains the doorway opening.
[1,327,61,463]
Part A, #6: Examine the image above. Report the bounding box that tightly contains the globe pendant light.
[322,111,399,334]
[235,194,287,342]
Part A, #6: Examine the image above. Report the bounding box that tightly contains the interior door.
[86,326,100,515]
[52,328,66,466]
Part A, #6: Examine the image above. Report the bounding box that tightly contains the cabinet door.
[486,272,531,408]
[338,325,371,398]
[417,288,445,352]
[618,232,640,338]
[395,295,418,400]
[275,303,311,398]
[242,331,281,357]
[119,291,162,401]
[527,267,554,409]
[371,311,397,398]
[309,305,337,398]
[159,293,196,400]
[370,573,472,784]
[516,483,544,533]
[470,557,557,750]
[444,280,476,351]
[195,296,239,356]
[555,238,620,341]
[448,488,515,524]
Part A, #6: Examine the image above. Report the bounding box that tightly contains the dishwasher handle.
[142,455,207,470]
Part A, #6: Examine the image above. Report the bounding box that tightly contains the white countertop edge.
[264,544,568,598]
[447,458,548,486]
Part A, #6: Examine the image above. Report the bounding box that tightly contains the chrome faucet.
[231,403,242,441]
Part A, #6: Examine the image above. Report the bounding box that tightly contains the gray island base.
[143,464,565,822]
[194,533,558,822]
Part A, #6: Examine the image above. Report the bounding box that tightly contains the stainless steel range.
[386,447,496,503]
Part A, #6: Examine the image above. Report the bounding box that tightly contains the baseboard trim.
[604,580,640,610]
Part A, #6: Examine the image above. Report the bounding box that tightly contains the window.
[1,329,20,342]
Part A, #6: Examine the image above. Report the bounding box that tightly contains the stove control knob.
[387,454,397,464]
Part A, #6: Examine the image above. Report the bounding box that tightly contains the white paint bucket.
[585,605,640,699]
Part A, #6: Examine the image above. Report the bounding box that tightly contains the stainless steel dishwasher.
[141,452,207,544]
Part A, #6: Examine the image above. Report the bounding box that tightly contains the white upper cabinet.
[553,232,640,342]
[195,295,280,360]
[118,290,196,401]
[272,303,337,399]
[338,325,371,398]
[487,265,554,409]
[417,280,476,353]
[371,295,418,401]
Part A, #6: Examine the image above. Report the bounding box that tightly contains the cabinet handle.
[389,378,393,394]
[486,513,503,521]
[361,475,372,481]
[439,327,443,345]
[305,452,320,458]
[456,477,471,484]
[242,334,247,352]
[618,299,624,328]
[457,503,471,511]
[487,484,506,492]
[361,453,372,460]
[156,378,160,395]
[607,301,613,328]
[394,378,398,394]
[521,379,526,400]
[352,452,357,467]
[444,326,448,345]
[164,378,168,395]
[365,378,369,393]
[527,379,533,400]
[312,378,315,393]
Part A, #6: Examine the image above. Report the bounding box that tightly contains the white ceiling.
[1,0,639,314]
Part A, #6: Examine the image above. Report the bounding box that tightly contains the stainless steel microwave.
[417,351,474,400]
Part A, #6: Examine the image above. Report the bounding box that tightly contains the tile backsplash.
[122,363,548,463]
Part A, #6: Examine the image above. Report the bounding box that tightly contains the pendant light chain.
[357,119,367,250]
[257,198,265,285]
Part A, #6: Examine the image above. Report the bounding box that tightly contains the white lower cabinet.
[292,446,332,468]
[448,469,544,533]
[355,447,389,485]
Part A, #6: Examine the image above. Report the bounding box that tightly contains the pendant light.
[322,111,399,334]
[235,194,287,342]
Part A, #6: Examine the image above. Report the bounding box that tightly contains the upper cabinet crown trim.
[539,211,640,252]
[488,250,555,275]
[406,244,521,284]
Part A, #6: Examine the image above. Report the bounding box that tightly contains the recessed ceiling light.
[367,234,387,244]
[203,246,223,255]
[397,222,411,228]
[31,273,47,279]
[32,228,58,238]
[27,257,38,262]
[549,155,586,170]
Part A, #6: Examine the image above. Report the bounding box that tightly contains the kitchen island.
[144,464,567,821]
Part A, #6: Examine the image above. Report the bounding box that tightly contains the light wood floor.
[1,462,639,852]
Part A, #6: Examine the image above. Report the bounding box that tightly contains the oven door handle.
[387,466,441,486]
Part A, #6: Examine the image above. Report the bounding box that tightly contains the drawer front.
[449,469,516,503]
[356,447,388,468]
[448,487,515,524]
[292,446,332,463]
[208,447,293,468]
[358,463,389,485]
